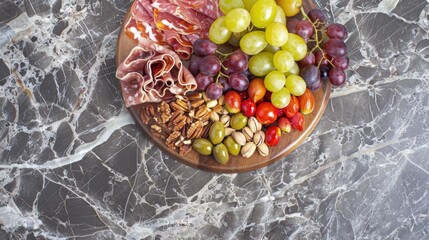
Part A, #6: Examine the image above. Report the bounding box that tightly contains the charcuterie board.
[115,0,332,173]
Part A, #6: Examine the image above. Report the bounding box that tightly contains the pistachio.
[241,142,256,158]
[248,117,259,133]
[220,114,231,127]
[257,143,269,157]
[209,112,220,122]
[253,131,265,146]
[206,100,218,108]
[242,127,254,141]
[231,132,247,146]
[225,127,236,136]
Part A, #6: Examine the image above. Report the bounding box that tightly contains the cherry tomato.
[297,88,315,115]
[283,95,299,118]
[248,78,266,103]
[276,107,285,117]
[265,126,281,146]
[225,90,242,113]
[256,102,278,125]
[290,112,305,131]
[241,98,256,117]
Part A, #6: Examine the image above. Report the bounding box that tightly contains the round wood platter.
[115,1,331,173]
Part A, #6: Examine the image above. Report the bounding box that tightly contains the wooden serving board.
[115,1,331,173]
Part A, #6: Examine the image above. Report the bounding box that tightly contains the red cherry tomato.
[256,102,278,125]
[290,112,305,131]
[241,98,256,117]
[265,126,281,146]
[225,90,242,113]
[283,95,299,118]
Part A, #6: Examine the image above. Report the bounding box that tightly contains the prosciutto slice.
[116,38,197,107]
[126,0,221,59]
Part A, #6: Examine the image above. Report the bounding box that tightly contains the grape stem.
[300,7,335,68]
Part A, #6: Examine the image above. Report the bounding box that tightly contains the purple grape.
[332,56,349,70]
[324,38,347,58]
[295,20,314,41]
[221,60,234,75]
[242,69,254,80]
[326,23,348,40]
[188,54,201,76]
[308,9,327,23]
[218,76,231,93]
[227,50,248,72]
[319,66,330,80]
[307,78,322,91]
[193,39,217,56]
[298,52,316,67]
[299,65,321,86]
[195,73,214,90]
[287,19,299,34]
[228,72,249,91]
[205,83,223,100]
[328,68,346,87]
[199,55,221,76]
[315,49,330,67]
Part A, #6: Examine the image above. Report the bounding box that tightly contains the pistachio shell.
[210,112,220,122]
[257,143,269,157]
[224,127,236,136]
[241,142,256,158]
[231,131,247,146]
[253,131,265,146]
[242,127,254,141]
[248,117,259,133]
[220,114,231,127]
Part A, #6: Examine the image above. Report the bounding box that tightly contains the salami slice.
[116,38,197,107]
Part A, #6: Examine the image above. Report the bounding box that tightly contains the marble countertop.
[1,0,429,239]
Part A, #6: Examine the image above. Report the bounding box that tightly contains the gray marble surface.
[1,0,429,239]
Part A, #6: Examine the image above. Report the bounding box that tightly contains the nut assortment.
[141,93,223,156]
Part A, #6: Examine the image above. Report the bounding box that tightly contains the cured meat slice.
[116,38,197,107]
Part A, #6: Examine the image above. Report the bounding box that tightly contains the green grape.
[273,5,286,25]
[239,31,267,55]
[248,52,275,76]
[264,70,286,92]
[250,0,277,28]
[209,17,232,44]
[286,74,306,96]
[273,50,294,72]
[265,22,288,47]
[281,33,307,61]
[224,8,251,33]
[271,87,291,108]
[284,62,300,76]
[263,44,281,54]
[243,0,257,11]
[219,0,245,14]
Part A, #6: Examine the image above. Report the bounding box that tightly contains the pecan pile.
[141,93,224,155]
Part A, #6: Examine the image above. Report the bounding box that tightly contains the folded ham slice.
[126,0,221,60]
[116,38,197,107]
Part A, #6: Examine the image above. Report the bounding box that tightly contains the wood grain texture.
[115,1,331,173]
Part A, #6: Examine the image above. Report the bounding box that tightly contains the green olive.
[223,136,241,156]
[192,138,213,155]
[209,122,225,145]
[230,113,248,130]
[213,143,229,164]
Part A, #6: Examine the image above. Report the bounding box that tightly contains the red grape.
[199,55,221,76]
[287,19,299,34]
[332,56,349,70]
[227,50,248,72]
[308,9,327,23]
[193,39,217,56]
[298,52,316,67]
[206,83,223,100]
[307,78,322,91]
[328,67,346,87]
[324,38,347,58]
[295,20,314,41]
[326,23,348,40]
[218,76,231,93]
[188,55,201,76]
[228,72,249,92]
[299,65,320,86]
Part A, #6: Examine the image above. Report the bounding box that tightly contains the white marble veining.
[1,0,429,239]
